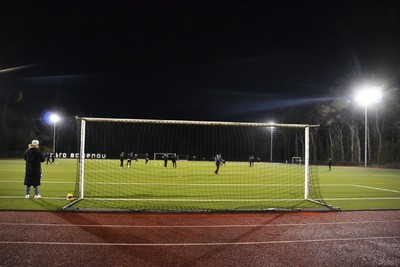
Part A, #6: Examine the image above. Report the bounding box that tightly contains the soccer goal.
[63,117,335,212]
[292,157,302,164]
[153,153,176,160]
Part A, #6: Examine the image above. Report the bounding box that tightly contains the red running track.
[0,210,399,266]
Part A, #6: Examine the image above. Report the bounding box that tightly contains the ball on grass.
[66,193,74,200]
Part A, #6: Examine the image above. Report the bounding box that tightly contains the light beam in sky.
[0,63,39,74]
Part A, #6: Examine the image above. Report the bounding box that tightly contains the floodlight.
[355,87,382,105]
[355,86,382,167]
[49,113,61,154]
[50,114,60,123]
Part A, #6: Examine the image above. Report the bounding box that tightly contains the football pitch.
[0,159,399,211]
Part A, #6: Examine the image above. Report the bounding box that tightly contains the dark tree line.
[1,82,399,167]
[277,87,400,166]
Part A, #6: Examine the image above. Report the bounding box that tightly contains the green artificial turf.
[0,159,399,211]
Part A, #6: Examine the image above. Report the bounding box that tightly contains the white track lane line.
[1,236,399,246]
[1,220,399,228]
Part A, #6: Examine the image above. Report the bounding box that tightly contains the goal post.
[63,117,334,211]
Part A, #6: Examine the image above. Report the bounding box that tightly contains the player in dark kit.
[163,153,168,168]
[214,154,225,174]
[171,153,177,168]
[328,157,332,171]
[127,152,133,168]
[46,152,52,165]
[249,155,255,167]
[119,152,125,168]
[145,153,149,164]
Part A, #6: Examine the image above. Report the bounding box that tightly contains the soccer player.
[127,152,133,168]
[328,157,332,171]
[171,153,177,168]
[163,153,168,168]
[24,140,45,198]
[249,155,255,167]
[46,152,52,165]
[214,154,224,174]
[119,152,125,168]
[144,153,149,164]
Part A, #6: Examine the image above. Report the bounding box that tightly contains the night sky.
[1,0,399,122]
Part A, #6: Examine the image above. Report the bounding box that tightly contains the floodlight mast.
[269,122,275,162]
[355,87,382,167]
[49,114,60,154]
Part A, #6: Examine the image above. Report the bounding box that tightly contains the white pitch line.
[1,196,400,201]
[352,184,400,194]
[1,236,399,246]
[0,180,75,184]
[0,196,67,200]
[324,197,400,200]
[86,182,305,187]
[1,220,399,228]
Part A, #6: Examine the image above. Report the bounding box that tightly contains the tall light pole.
[49,113,60,154]
[355,87,382,167]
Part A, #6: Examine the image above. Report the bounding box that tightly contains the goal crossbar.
[76,116,320,128]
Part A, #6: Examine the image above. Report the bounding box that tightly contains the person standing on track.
[24,140,45,199]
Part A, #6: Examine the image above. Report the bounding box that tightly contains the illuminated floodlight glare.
[268,121,275,129]
[355,87,382,105]
[355,86,382,168]
[50,114,60,123]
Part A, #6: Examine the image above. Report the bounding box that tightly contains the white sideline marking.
[88,197,305,202]
[325,197,400,201]
[0,180,304,187]
[352,184,400,194]
[0,196,67,200]
[1,220,399,228]
[1,236,399,246]
[87,182,305,187]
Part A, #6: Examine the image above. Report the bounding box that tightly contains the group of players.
[118,152,260,175]
[119,152,149,168]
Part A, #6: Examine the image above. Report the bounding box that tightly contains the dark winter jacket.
[24,145,45,186]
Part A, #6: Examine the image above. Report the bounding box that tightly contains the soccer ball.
[66,193,74,200]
